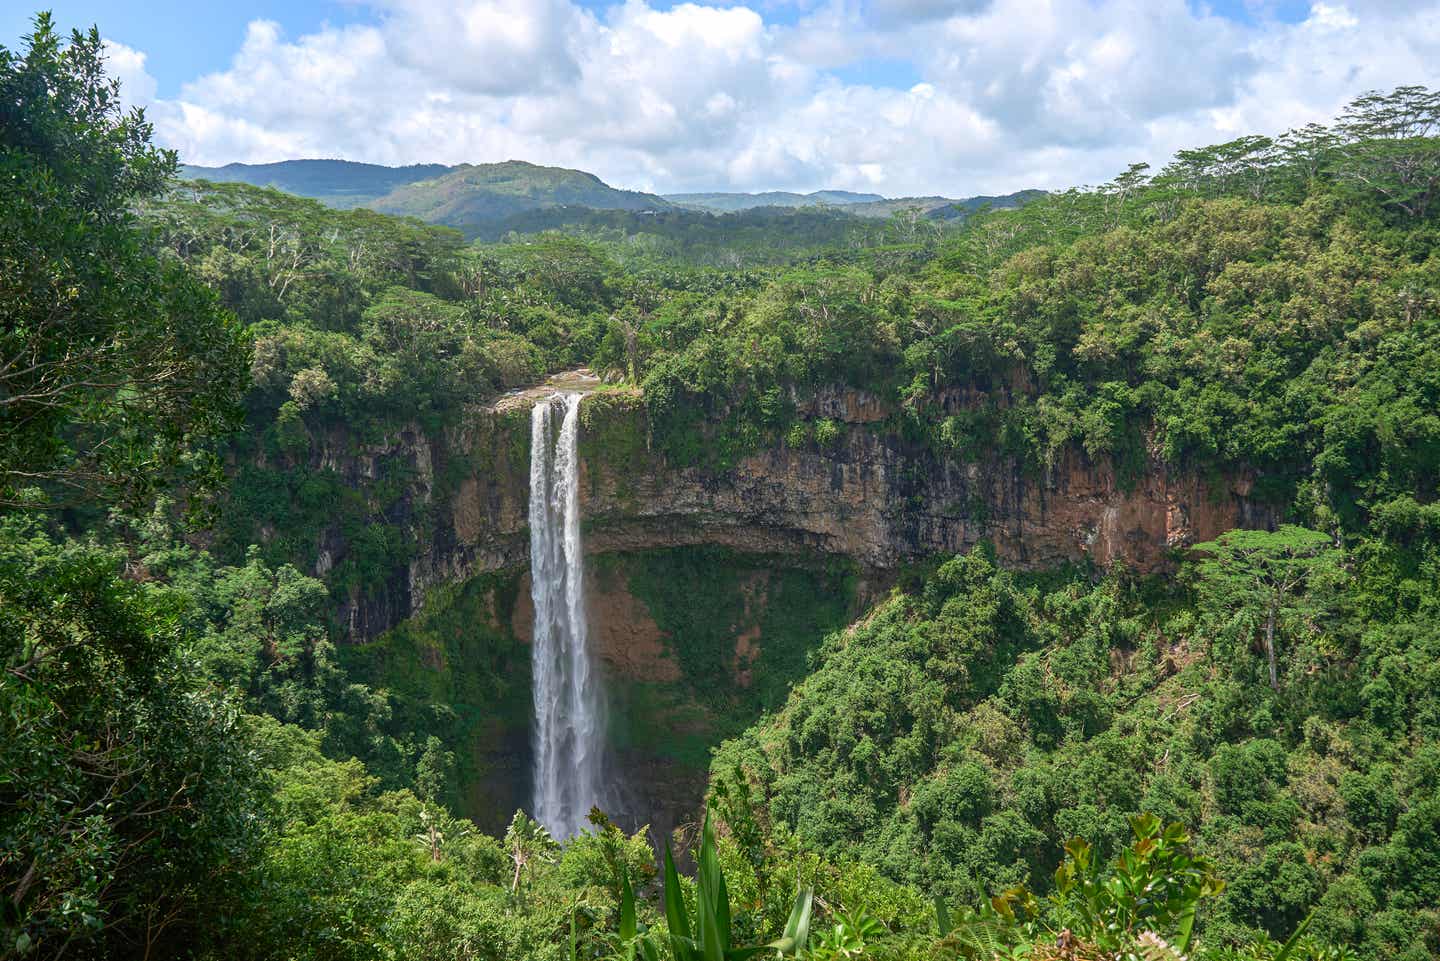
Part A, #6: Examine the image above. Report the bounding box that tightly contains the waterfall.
[528,392,606,839]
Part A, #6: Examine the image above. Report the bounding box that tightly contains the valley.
[179,157,1037,242]
[4,17,1440,960]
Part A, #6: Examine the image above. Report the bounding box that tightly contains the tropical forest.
[3,7,1440,961]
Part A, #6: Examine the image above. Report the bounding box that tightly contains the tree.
[0,14,247,510]
[1331,85,1440,219]
[1190,526,1341,689]
[1101,162,1151,226]
[0,518,262,957]
[191,546,334,725]
[1277,122,1340,184]
[504,810,559,895]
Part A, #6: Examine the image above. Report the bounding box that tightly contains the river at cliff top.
[495,368,607,412]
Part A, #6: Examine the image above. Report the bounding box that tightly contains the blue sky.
[5,1,1435,195]
[2,0,1315,89]
[5,0,857,91]
[4,3,370,96]
[4,0,1310,96]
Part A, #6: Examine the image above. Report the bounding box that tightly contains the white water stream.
[528,393,606,838]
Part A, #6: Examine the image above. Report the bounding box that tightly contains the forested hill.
[182,158,676,235]
[666,189,887,212]
[666,188,1043,219]
[365,161,674,236]
[180,157,1041,238]
[6,15,1440,961]
[845,188,1046,219]
[179,158,450,207]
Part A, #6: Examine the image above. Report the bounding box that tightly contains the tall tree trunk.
[1264,606,1278,689]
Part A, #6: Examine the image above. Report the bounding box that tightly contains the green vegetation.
[666,189,886,213]
[621,548,855,716]
[476,193,1043,267]
[5,12,1440,961]
[174,157,1037,258]
[0,516,262,957]
[711,541,1439,958]
[180,158,450,208]
[597,547,857,774]
[339,571,532,825]
[476,206,885,263]
[369,161,673,239]
[0,14,246,510]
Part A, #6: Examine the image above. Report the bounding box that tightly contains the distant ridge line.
[179,157,1040,234]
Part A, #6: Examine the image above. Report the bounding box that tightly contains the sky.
[5,0,1438,197]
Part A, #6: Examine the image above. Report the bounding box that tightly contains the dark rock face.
[315,387,1277,647]
[281,384,1279,834]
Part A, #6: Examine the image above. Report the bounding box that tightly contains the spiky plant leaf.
[935,895,953,937]
[1273,913,1315,961]
[769,888,813,954]
[620,871,638,942]
[663,842,695,961]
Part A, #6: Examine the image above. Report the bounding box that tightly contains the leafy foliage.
[0,15,247,510]
[657,814,813,961]
[6,21,1440,961]
[1189,528,1341,689]
[0,520,261,957]
[712,542,1440,960]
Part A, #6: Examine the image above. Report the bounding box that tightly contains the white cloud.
[119,0,1440,196]
[1309,3,1358,29]
[374,0,590,95]
[102,40,157,106]
[867,0,993,27]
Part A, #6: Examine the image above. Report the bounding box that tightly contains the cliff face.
[323,383,1276,646]
[294,379,1279,832]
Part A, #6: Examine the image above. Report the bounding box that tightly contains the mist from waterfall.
[528,392,606,839]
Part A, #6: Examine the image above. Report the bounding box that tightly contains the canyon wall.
[315,384,1277,647]
[300,379,1278,831]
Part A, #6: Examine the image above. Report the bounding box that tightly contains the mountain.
[842,189,1047,219]
[665,189,886,212]
[179,159,449,208]
[181,158,674,236]
[367,161,673,237]
[663,188,1045,219]
[179,158,1040,237]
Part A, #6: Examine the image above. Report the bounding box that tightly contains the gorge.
[286,374,1283,837]
[324,381,1279,648]
[11,19,1440,958]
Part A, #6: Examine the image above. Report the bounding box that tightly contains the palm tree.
[504,810,559,894]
